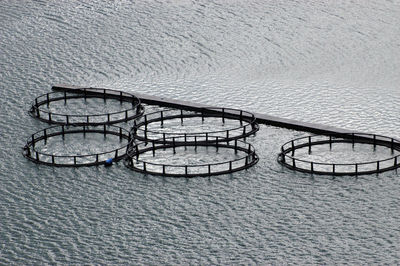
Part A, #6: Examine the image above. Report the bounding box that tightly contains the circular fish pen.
[131,107,259,144]
[23,125,131,166]
[29,88,144,126]
[125,136,259,177]
[278,133,400,176]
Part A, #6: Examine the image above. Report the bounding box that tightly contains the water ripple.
[1,0,400,264]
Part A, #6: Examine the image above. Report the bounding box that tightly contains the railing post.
[234,139,238,153]
[243,126,246,141]
[86,115,89,124]
[96,154,99,163]
[216,136,219,152]
[180,109,183,124]
[173,137,176,154]
[185,165,188,176]
[163,165,165,175]
[32,135,35,148]
[35,151,39,161]
[195,136,197,150]
[333,164,335,174]
[308,136,311,153]
[291,140,295,156]
[104,124,106,137]
[229,161,232,171]
[48,113,52,122]
[74,156,76,165]
[152,141,155,157]
[395,156,398,167]
[125,110,128,120]
[311,162,314,173]
[355,164,358,175]
[373,134,376,148]
[66,115,69,125]
[46,93,50,106]
[239,110,243,126]
[377,161,380,172]
[143,162,146,171]
[292,158,296,168]
[208,164,211,175]
[64,91,67,103]
[115,149,118,158]
[51,155,55,164]
[160,111,164,126]
[329,135,332,150]
[107,113,110,123]
[226,130,229,140]
[222,108,225,123]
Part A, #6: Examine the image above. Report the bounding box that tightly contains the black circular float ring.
[23,125,131,167]
[131,107,259,144]
[29,88,144,126]
[125,136,259,177]
[278,133,400,176]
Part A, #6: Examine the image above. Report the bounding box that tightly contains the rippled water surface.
[1,1,400,264]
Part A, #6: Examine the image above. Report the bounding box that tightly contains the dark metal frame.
[29,88,144,126]
[23,125,131,167]
[125,136,259,177]
[278,133,400,176]
[131,107,259,144]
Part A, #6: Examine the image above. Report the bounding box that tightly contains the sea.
[1,1,399,264]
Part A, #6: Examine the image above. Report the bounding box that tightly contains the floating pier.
[52,85,352,135]
[23,85,399,176]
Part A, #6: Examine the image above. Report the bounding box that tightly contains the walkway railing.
[23,125,131,166]
[29,88,144,126]
[278,133,400,176]
[125,136,258,177]
[131,107,259,144]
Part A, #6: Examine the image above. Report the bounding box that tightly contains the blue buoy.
[105,158,113,166]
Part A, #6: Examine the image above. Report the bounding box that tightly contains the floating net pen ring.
[23,125,131,167]
[125,136,259,177]
[29,88,144,126]
[131,107,259,144]
[278,133,400,176]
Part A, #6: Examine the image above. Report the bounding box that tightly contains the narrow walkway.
[52,85,352,135]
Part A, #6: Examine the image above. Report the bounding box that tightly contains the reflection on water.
[1,0,400,264]
[296,143,400,164]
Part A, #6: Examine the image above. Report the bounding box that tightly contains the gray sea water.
[1,1,399,264]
